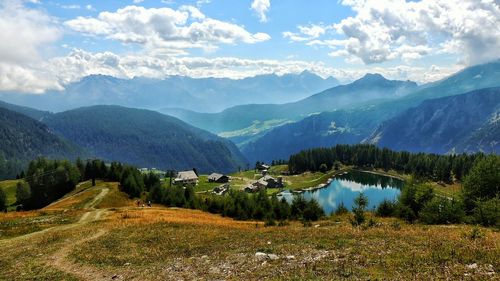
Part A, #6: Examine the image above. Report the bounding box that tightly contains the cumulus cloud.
[286,0,500,65]
[64,5,270,54]
[0,0,61,64]
[251,0,270,22]
[0,0,63,93]
[283,24,329,42]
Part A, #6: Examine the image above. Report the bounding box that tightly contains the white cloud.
[284,24,329,42]
[286,0,500,65]
[0,47,464,93]
[61,4,80,9]
[0,0,62,93]
[0,0,61,64]
[133,0,144,3]
[64,5,270,54]
[251,0,270,22]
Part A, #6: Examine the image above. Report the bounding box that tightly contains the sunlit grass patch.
[0,210,82,239]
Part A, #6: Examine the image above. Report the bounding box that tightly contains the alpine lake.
[279,170,404,215]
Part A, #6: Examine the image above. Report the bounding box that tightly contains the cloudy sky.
[1,0,499,93]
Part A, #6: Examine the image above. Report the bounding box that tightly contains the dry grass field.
[0,180,498,280]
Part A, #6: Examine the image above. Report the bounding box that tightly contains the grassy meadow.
[0,168,496,280]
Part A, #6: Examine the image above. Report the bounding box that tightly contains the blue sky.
[1,0,499,93]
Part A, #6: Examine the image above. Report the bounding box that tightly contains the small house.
[256,164,270,171]
[208,173,229,183]
[174,170,199,186]
[244,184,263,193]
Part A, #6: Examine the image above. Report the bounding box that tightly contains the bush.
[303,199,324,221]
[15,181,31,206]
[0,188,6,211]
[419,197,465,224]
[462,155,500,213]
[351,193,368,226]
[319,163,328,173]
[396,204,417,223]
[376,199,397,217]
[264,215,276,227]
[334,201,349,215]
[466,226,484,240]
[472,197,500,228]
[397,182,434,222]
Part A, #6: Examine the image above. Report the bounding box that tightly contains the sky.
[0,0,499,93]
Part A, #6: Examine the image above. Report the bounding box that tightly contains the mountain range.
[0,71,338,113]
[0,103,249,179]
[1,61,499,177]
[162,73,418,146]
[238,61,500,162]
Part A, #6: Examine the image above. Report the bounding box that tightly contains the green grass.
[0,179,22,209]
[431,182,462,199]
[194,175,221,192]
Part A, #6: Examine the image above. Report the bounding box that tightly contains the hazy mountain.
[0,71,339,113]
[162,74,417,145]
[240,108,382,163]
[365,87,500,154]
[0,107,85,179]
[42,105,247,173]
[239,61,500,163]
[0,100,51,121]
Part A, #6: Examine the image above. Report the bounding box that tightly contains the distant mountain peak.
[358,73,387,82]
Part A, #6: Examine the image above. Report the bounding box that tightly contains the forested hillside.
[366,87,500,153]
[0,108,85,179]
[43,105,247,173]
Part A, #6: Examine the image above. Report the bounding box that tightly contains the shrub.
[334,202,349,215]
[462,155,500,213]
[396,204,417,223]
[351,193,368,226]
[376,199,397,217]
[472,197,500,228]
[264,215,276,227]
[0,188,6,211]
[397,182,434,222]
[465,226,484,240]
[303,199,324,221]
[390,221,401,230]
[319,163,328,173]
[419,197,465,224]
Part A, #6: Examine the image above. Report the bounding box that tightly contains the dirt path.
[44,181,91,209]
[0,186,110,244]
[50,229,111,281]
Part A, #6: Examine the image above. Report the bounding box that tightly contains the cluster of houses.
[244,175,283,193]
[140,164,284,195]
[244,163,284,193]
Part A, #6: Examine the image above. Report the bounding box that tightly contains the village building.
[212,183,230,195]
[244,175,284,192]
[244,184,263,193]
[256,164,270,171]
[207,173,229,183]
[173,170,199,186]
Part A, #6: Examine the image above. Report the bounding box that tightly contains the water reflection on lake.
[279,170,404,215]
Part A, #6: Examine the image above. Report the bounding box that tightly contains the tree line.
[7,158,156,210]
[148,183,324,224]
[4,157,325,223]
[288,144,481,182]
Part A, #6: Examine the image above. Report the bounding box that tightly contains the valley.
[1,1,499,280]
